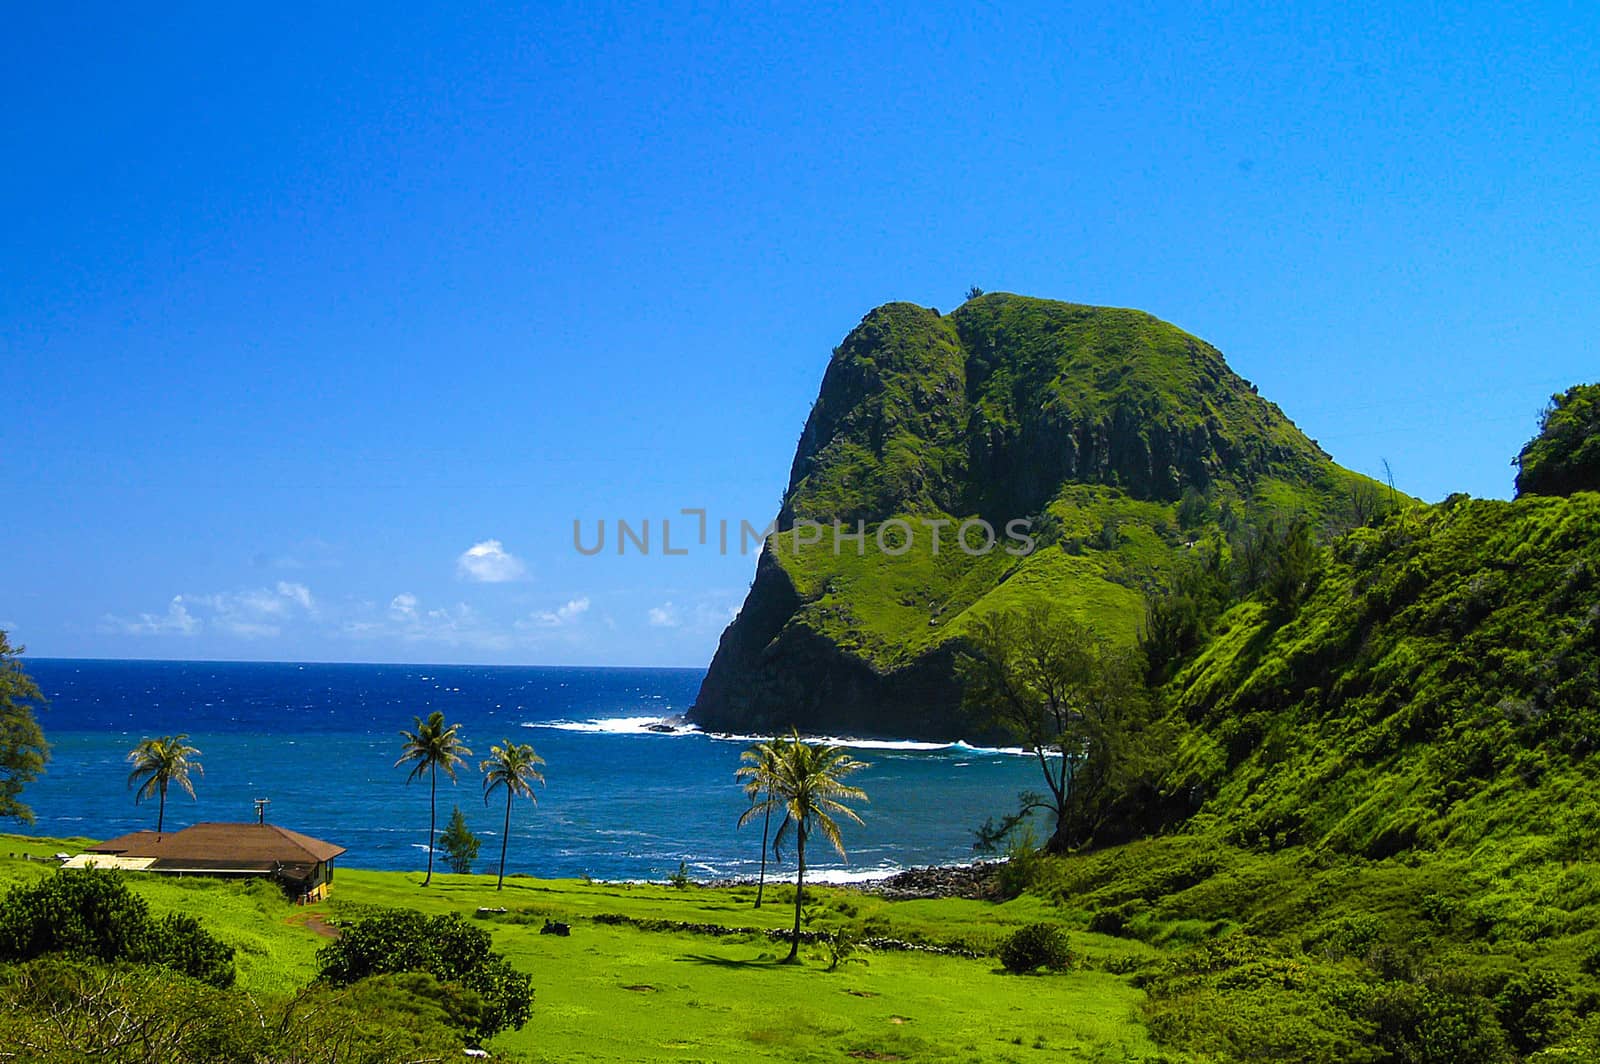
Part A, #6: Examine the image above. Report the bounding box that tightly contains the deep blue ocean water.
[13,659,1043,882]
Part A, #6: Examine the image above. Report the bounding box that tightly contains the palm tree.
[764,731,869,964]
[396,711,472,887]
[480,739,545,891]
[126,735,203,836]
[735,737,784,908]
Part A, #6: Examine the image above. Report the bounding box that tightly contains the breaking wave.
[520,716,1043,757]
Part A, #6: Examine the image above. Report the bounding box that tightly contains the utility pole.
[253,797,270,825]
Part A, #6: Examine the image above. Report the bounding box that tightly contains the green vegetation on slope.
[997,487,1600,1062]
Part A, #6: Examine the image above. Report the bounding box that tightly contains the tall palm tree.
[765,731,869,964]
[736,737,784,908]
[126,735,203,836]
[480,739,545,891]
[396,711,472,887]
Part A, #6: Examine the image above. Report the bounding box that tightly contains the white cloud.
[526,596,591,628]
[696,600,740,629]
[277,582,315,611]
[647,602,680,628]
[456,539,527,583]
[107,583,315,640]
[106,596,202,636]
[346,597,514,652]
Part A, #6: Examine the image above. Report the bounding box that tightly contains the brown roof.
[86,823,345,865]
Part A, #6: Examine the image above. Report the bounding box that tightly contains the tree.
[126,735,203,836]
[751,732,869,964]
[396,712,472,887]
[1515,382,1600,497]
[734,737,784,908]
[0,632,48,825]
[966,285,985,300]
[956,603,1148,852]
[438,806,480,875]
[479,739,544,890]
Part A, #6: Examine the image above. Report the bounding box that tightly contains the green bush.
[0,869,235,988]
[999,923,1073,974]
[0,957,469,1063]
[317,908,532,1040]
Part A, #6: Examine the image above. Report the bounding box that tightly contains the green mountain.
[691,293,1386,738]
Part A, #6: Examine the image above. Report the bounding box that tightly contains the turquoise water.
[16,659,1043,881]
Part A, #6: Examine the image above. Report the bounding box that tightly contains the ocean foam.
[520,716,1048,757]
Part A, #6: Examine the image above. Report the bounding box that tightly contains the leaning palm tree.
[766,731,869,964]
[396,711,472,887]
[735,737,785,908]
[480,739,546,891]
[126,735,203,836]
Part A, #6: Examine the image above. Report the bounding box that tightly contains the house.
[68,822,346,903]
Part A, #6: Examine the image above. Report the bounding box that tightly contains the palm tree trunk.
[755,797,772,908]
[498,791,512,891]
[424,766,437,886]
[157,780,167,836]
[784,825,806,964]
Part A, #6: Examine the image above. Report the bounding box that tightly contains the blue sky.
[2,2,1596,666]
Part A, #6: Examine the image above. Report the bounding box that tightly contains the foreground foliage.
[0,957,471,1064]
[0,869,235,988]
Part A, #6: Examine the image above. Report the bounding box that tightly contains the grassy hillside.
[0,839,1160,1063]
[1016,489,1600,1061]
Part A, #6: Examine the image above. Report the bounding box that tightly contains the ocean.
[13,659,1044,882]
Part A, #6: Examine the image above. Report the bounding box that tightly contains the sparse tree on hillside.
[957,604,1148,852]
[480,739,545,890]
[397,712,472,887]
[126,735,202,837]
[0,632,48,825]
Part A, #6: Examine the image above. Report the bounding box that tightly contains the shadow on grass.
[676,953,784,969]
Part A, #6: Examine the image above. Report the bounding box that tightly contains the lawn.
[0,837,1160,1063]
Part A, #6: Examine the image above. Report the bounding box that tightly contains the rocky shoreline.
[701,860,1004,901]
[859,862,1004,901]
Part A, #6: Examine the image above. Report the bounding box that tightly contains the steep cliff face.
[691,293,1382,740]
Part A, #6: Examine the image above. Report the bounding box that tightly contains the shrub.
[1000,923,1073,974]
[1363,980,1511,1064]
[317,908,532,1041]
[0,870,235,988]
[1495,969,1572,1055]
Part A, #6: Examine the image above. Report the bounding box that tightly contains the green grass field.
[0,837,1160,1062]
